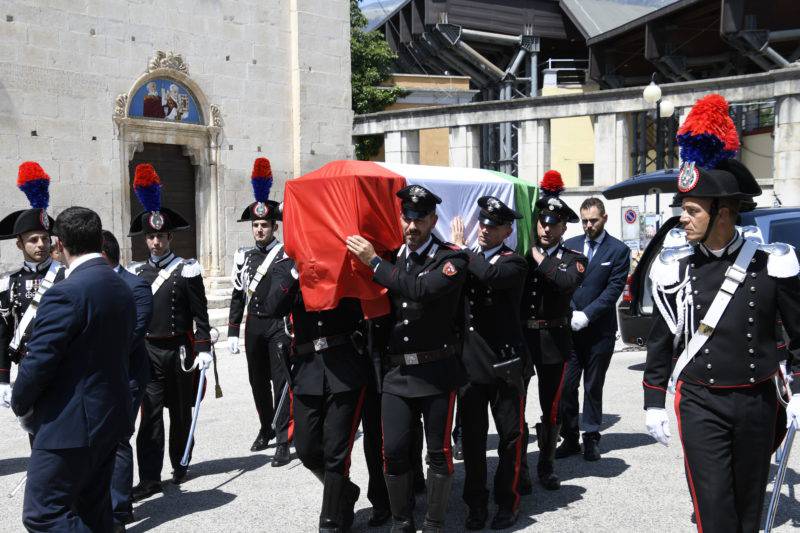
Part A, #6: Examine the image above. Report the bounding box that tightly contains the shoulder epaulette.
[759,242,800,278]
[126,261,144,275]
[234,247,251,265]
[0,272,10,292]
[650,245,694,287]
[181,258,203,278]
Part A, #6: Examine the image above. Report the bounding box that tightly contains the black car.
[603,170,800,347]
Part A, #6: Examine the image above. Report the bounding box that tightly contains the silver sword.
[179,328,220,468]
[764,371,795,532]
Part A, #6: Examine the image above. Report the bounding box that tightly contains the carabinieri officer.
[450,197,528,530]
[347,184,468,533]
[128,163,212,501]
[644,94,800,533]
[228,157,292,466]
[520,171,587,492]
[0,162,64,407]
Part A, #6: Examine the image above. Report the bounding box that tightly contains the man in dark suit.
[102,230,153,531]
[559,197,630,461]
[11,207,136,532]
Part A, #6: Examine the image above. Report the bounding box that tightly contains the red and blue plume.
[251,157,273,203]
[540,170,564,196]
[677,94,740,169]
[17,161,50,209]
[133,163,162,212]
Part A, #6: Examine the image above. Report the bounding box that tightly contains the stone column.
[384,130,420,164]
[593,113,631,187]
[517,119,550,184]
[774,95,800,205]
[448,125,480,168]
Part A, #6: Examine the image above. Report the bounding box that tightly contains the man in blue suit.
[558,198,630,461]
[11,207,136,532]
[102,230,153,531]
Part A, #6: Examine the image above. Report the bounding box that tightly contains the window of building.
[579,163,594,186]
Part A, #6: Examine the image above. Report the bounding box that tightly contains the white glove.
[646,408,671,446]
[18,407,35,434]
[570,311,589,331]
[786,396,800,431]
[197,351,213,371]
[228,336,240,354]
[0,383,11,408]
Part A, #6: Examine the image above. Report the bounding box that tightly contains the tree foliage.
[351,0,405,160]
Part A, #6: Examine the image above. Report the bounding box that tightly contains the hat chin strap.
[700,198,719,244]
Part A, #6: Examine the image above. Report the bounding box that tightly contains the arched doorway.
[129,143,198,261]
[113,51,223,274]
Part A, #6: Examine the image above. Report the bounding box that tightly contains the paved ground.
[1,346,798,532]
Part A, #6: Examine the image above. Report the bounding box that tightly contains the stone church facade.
[0,0,353,274]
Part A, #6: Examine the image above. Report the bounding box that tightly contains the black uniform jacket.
[228,240,288,339]
[130,253,211,353]
[461,244,529,385]
[520,243,587,366]
[644,240,800,409]
[266,256,371,396]
[0,259,65,382]
[372,235,468,398]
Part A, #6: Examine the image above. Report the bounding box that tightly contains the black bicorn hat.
[397,184,441,220]
[239,157,282,222]
[535,170,579,224]
[670,94,761,212]
[477,196,521,226]
[0,161,55,241]
[128,163,191,236]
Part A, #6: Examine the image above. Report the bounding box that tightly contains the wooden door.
[128,143,197,261]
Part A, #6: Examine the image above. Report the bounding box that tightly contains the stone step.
[205,276,233,292]
[207,294,232,309]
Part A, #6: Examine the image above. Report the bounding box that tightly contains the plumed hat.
[0,161,55,240]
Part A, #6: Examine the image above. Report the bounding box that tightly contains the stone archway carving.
[113,50,223,275]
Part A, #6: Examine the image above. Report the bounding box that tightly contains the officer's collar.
[698,231,742,258]
[255,238,279,254]
[22,257,52,273]
[149,250,176,268]
[479,242,505,260]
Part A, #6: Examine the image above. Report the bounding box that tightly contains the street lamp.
[642,75,675,229]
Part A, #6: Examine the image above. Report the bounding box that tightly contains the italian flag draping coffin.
[283,160,538,316]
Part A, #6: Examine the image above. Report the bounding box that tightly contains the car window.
[769,218,800,248]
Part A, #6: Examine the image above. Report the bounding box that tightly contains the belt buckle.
[313,337,329,352]
[404,353,419,365]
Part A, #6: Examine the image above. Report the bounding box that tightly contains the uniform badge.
[253,202,268,217]
[576,262,585,273]
[40,210,49,230]
[487,197,501,212]
[678,161,700,193]
[409,185,427,203]
[442,261,457,277]
[148,211,165,231]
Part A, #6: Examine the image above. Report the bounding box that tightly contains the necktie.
[406,251,418,272]
[587,240,597,262]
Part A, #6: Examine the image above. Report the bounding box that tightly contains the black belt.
[387,345,455,366]
[526,318,569,329]
[293,333,353,356]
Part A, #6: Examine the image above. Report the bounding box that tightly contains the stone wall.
[0,0,353,273]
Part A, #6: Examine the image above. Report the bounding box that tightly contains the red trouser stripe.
[287,388,295,443]
[343,387,367,476]
[511,393,525,512]
[549,362,567,425]
[443,390,457,475]
[674,381,703,533]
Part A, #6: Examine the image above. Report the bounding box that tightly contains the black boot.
[131,479,162,502]
[271,443,291,467]
[583,432,601,461]
[465,506,488,530]
[250,428,275,452]
[421,469,453,533]
[341,477,360,532]
[413,467,426,494]
[555,433,581,459]
[385,472,415,533]
[491,506,519,530]
[536,423,560,491]
[319,472,346,533]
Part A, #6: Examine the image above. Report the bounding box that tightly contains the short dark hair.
[101,230,120,266]
[580,197,606,215]
[53,207,103,256]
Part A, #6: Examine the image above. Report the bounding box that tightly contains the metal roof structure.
[560,0,657,40]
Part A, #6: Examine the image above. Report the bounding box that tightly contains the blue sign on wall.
[129,79,202,124]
